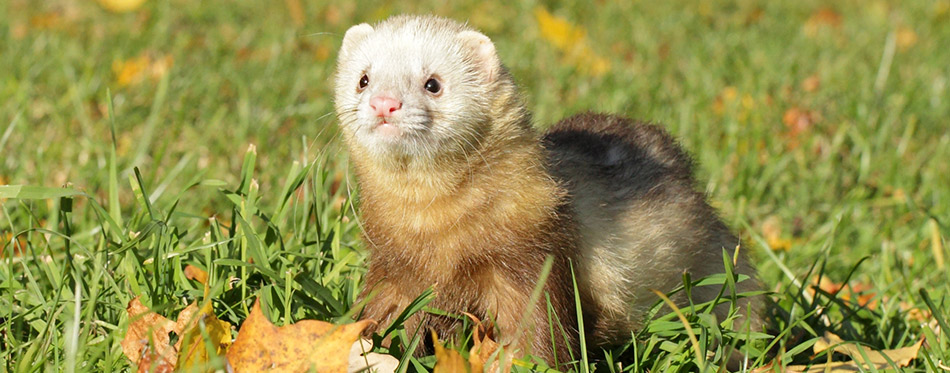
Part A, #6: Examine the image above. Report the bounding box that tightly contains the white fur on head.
[340,23,374,60]
[457,30,499,84]
[333,15,506,167]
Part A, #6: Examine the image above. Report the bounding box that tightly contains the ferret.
[333,15,762,368]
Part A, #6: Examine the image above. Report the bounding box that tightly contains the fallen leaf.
[112,54,173,87]
[896,26,918,51]
[121,297,194,372]
[534,7,610,76]
[432,331,472,373]
[782,107,819,149]
[813,331,923,367]
[184,265,209,286]
[803,8,842,37]
[469,321,504,372]
[431,314,507,373]
[713,86,739,115]
[899,301,932,323]
[783,107,817,135]
[176,302,233,372]
[96,0,146,13]
[762,215,792,251]
[348,338,398,373]
[29,12,63,30]
[226,299,374,373]
[801,75,821,93]
[121,297,230,372]
[284,0,304,27]
[1,232,28,258]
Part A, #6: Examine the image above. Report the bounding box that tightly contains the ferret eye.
[358,75,369,91]
[424,78,442,95]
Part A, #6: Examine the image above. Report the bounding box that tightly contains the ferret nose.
[369,95,402,117]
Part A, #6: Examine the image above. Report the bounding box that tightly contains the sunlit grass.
[1,0,948,371]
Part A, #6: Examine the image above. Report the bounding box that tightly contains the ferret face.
[334,16,501,164]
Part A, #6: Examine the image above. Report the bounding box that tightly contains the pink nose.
[369,95,402,117]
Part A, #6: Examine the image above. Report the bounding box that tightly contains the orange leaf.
[112,54,173,87]
[184,265,209,285]
[226,299,374,373]
[432,331,473,373]
[896,26,918,51]
[96,0,146,13]
[121,297,194,372]
[431,314,507,373]
[801,75,821,93]
[121,296,229,372]
[803,8,842,37]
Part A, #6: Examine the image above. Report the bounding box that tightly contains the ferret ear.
[340,23,374,59]
[457,30,500,84]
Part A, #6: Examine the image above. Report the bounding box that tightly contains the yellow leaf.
[113,56,150,87]
[534,7,611,77]
[29,12,63,30]
[225,299,374,373]
[801,75,821,93]
[812,331,923,367]
[176,302,233,371]
[432,331,474,373]
[762,215,792,251]
[112,54,173,87]
[96,0,146,13]
[535,7,585,51]
[896,26,918,51]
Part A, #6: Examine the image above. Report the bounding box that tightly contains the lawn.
[1,0,948,371]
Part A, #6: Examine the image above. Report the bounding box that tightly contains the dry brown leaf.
[810,331,923,368]
[430,315,507,373]
[781,331,923,371]
[121,297,230,372]
[184,265,209,285]
[804,8,842,37]
[121,297,196,372]
[801,75,821,93]
[782,107,817,135]
[226,299,374,373]
[348,338,398,373]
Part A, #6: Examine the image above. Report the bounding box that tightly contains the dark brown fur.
[544,113,761,345]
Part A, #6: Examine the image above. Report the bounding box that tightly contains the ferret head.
[334,15,506,166]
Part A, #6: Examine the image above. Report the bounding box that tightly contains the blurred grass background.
[1,0,948,370]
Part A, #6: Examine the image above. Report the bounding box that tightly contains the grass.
[2,0,949,371]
